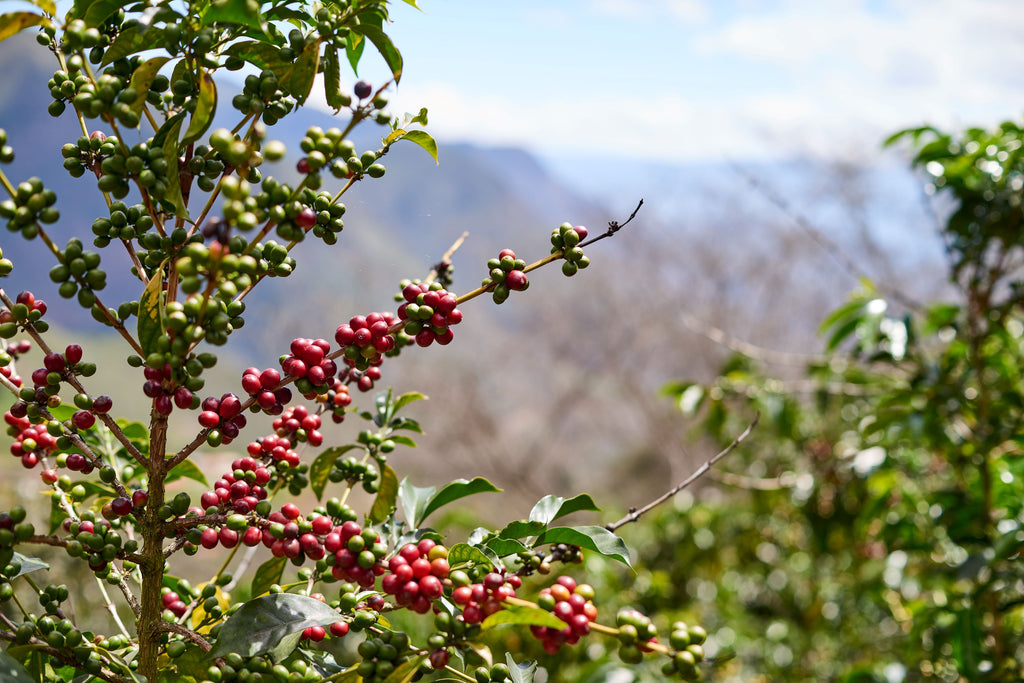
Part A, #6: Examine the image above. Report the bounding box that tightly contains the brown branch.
[579,198,643,249]
[158,621,212,652]
[605,413,759,532]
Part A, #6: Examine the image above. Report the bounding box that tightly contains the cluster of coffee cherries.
[6,411,56,468]
[321,378,352,424]
[0,176,58,239]
[451,570,520,624]
[0,129,14,164]
[199,456,272,516]
[0,291,49,338]
[240,366,292,414]
[62,515,137,582]
[48,237,107,309]
[550,223,591,277]
[328,520,389,587]
[294,125,385,194]
[199,651,321,683]
[326,452,379,492]
[531,576,598,653]
[197,392,247,446]
[355,630,413,682]
[90,199,154,243]
[144,363,198,417]
[482,249,529,304]
[231,69,296,126]
[397,282,463,348]
[279,337,337,398]
[0,338,30,387]
[336,313,395,391]
[381,540,450,613]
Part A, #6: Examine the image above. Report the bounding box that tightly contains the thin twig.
[605,413,759,532]
[158,622,212,651]
[579,198,643,249]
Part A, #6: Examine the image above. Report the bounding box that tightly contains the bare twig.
[732,166,922,312]
[579,198,643,249]
[158,621,212,651]
[605,413,759,532]
[678,310,823,366]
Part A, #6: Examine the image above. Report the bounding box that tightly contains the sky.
[336,0,1024,163]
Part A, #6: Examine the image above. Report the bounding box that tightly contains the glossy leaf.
[156,114,188,219]
[506,653,537,683]
[393,391,427,413]
[101,24,166,65]
[498,520,546,539]
[398,478,434,526]
[201,0,264,30]
[281,39,321,104]
[207,593,341,658]
[127,57,169,115]
[309,445,360,500]
[417,477,501,526]
[537,526,631,567]
[165,459,209,487]
[344,30,366,74]
[323,49,348,110]
[250,556,287,598]
[353,21,402,82]
[447,542,500,570]
[482,605,565,631]
[484,537,529,557]
[0,12,49,42]
[10,552,49,578]
[182,71,217,144]
[368,464,399,524]
[137,261,166,357]
[83,0,122,25]
[528,493,600,525]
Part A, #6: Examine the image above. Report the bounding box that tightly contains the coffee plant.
[0,1,729,682]
[650,119,1024,681]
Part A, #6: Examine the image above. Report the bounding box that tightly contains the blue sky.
[335,0,1024,163]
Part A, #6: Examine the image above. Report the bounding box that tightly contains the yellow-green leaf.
[137,260,166,356]
[368,464,399,524]
[482,605,566,631]
[182,71,216,145]
[0,12,49,43]
[281,39,321,104]
[127,56,169,115]
[398,130,437,164]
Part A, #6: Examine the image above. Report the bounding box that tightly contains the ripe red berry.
[281,503,301,520]
[72,410,95,429]
[132,490,148,508]
[330,621,349,637]
[64,344,83,364]
[296,207,317,229]
[110,497,133,516]
[92,395,113,413]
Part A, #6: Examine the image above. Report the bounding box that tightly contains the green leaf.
[165,459,209,487]
[417,477,501,527]
[309,445,360,500]
[101,25,166,65]
[0,12,49,42]
[137,260,166,357]
[322,49,348,110]
[353,21,402,82]
[281,39,321,104]
[381,655,427,683]
[484,537,529,557]
[528,493,599,526]
[498,520,546,539]
[0,651,34,683]
[127,57,169,116]
[447,543,500,570]
[388,130,437,163]
[207,593,341,658]
[389,417,422,433]
[83,0,122,25]
[157,114,189,220]
[393,391,427,413]
[201,0,265,31]
[482,605,565,631]
[538,526,631,567]
[398,478,434,526]
[505,653,537,683]
[368,464,399,524]
[408,107,428,126]
[388,435,417,448]
[182,71,217,145]
[250,556,287,598]
[10,553,49,578]
[344,31,366,74]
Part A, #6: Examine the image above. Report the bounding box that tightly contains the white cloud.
[595,0,710,23]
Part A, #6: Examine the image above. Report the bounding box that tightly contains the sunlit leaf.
[137,260,166,356]
[393,391,427,413]
[505,653,537,683]
[202,0,264,31]
[126,56,169,115]
[281,39,321,104]
[417,477,501,527]
[380,655,427,683]
[537,526,631,567]
[0,12,49,42]
[528,493,599,525]
[368,464,399,524]
[447,543,499,570]
[309,445,360,500]
[101,24,166,65]
[352,22,402,82]
[482,605,565,631]
[165,459,209,487]
[83,0,122,25]
[182,71,217,144]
